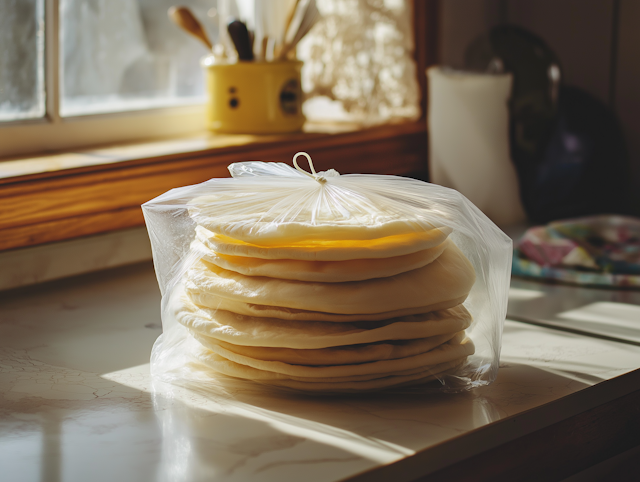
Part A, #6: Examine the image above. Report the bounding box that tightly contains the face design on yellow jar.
[279,79,300,115]
[228,87,239,109]
[225,79,299,115]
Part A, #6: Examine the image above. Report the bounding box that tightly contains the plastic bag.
[142,153,512,394]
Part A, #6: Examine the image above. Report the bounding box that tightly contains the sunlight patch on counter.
[508,287,545,301]
[557,302,640,332]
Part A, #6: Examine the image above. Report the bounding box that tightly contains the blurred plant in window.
[299,0,420,125]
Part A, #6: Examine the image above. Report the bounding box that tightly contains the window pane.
[0,0,45,122]
[60,0,218,117]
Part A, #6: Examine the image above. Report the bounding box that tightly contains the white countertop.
[509,277,640,344]
[1,263,640,482]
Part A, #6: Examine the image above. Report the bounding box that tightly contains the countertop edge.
[343,367,640,482]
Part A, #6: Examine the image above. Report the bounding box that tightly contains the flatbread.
[192,345,466,391]
[193,347,466,383]
[191,238,449,282]
[173,283,467,346]
[185,242,476,315]
[192,331,462,366]
[192,333,474,378]
[171,286,473,349]
[258,360,465,392]
[189,189,446,245]
[195,226,452,261]
[186,292,468,322]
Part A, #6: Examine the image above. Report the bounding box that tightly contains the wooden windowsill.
[0,121,428,252]
[0,122,386,182]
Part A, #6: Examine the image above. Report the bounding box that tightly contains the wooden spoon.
[168,6,213,51]
[278,0,319,60]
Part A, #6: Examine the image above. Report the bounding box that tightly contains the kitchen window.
[0,0,219,158]
[0,0,436,252]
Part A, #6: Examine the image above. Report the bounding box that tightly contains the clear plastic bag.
[142,153,512,394]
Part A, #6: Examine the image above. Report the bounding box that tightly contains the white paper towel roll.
[427,67,527,227]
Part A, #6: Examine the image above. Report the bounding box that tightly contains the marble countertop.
[1,263,640,482]
[509,277,640,344]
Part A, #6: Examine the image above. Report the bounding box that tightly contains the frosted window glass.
[0,0,45,122]
[60,0,218,117]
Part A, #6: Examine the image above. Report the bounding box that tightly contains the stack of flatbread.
[169,195,477,393]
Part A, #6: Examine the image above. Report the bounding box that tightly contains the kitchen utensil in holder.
[201,57,305,134]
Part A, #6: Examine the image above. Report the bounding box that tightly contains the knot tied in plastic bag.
[142,153,513,394]
[293,151,328,183]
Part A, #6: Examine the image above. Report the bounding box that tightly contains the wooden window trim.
[0,0,438,253]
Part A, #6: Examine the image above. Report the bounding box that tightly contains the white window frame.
[0,0,207,159]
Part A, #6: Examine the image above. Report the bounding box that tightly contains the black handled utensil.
[227,19,254,61]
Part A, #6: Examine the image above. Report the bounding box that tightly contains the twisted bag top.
[187,153,452,247]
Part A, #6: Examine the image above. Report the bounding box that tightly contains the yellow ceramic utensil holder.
[201,58,305,134]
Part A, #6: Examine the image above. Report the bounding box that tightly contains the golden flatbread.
[195,225,452,261]
[192,333,474,378]
[189,187,447,245]
[191,238,449,282]
[255,360,465,392]
[192,331,462,366]
[170,285,473,349]
[191,343,467,391]
[185,291,468,322]
[185,242,476,315]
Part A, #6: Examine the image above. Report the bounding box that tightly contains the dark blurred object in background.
[538,85,629,222]
[465,25,631,224]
